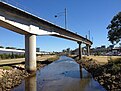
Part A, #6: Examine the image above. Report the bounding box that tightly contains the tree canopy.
[107,12,121,44]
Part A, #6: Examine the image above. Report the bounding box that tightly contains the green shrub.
[112,64,120,74]
[2,66,12,70]
[0,53,25,59]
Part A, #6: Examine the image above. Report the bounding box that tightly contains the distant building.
[71,48,79,55]
[91,45,121,56]
[71,47,87,55]
[36,48,40,52]
[101,45,106,48]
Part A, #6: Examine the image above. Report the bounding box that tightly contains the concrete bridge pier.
[78,42,82,59]
[25,34,36,73]
[86,44,90,56]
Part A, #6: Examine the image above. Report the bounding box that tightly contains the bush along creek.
[74,56,121,91]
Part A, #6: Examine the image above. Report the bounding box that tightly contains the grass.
[1,66,13,70]
[47,55,59,62]
[80,56,121,75]
[84,56,121,64]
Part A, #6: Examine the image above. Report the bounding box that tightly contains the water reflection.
[80,65,83,78]
[12,56,106,91]
[25,73,36,91]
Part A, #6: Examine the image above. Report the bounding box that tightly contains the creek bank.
[0,55,59,91]
[0,68,29,91]
[73,56,121,91]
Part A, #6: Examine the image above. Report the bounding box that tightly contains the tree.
[0,46,4,48]
[6,47,16,49]
[66,48,70,52]
[107,12,121,44]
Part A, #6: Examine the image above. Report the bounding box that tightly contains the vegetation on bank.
[0,53,59,60]
[0,66,13,70]
[75,56,121,91]
[37,55,59,69]
[46,55,59,62]
[107,12,121,44]
[0,53,25,60]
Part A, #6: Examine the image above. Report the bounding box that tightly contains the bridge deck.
[0,1,92,45]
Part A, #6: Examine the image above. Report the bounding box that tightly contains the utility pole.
[92,37,93,42]
[88,30,90,40]
[86,35,87,39]
[55,8,67,30]
[65,8,67,30]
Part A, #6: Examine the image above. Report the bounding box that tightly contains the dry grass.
[37,55,58,61]
[84,56,121,64]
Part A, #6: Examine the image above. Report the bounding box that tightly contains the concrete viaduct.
[0,2,92,72]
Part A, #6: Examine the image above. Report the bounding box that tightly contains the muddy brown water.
[11,56,106,91]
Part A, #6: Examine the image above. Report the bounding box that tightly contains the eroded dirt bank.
[72,55,121,91]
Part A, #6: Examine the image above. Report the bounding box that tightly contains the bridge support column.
[86,44,90,56]
[25,34,36,73]
[78,42,82,59]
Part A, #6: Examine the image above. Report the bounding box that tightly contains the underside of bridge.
[0,1,92,73]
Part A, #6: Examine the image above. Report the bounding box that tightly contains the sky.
[0,0,121,52]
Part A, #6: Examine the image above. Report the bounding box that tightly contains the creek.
[12,56,106,91]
